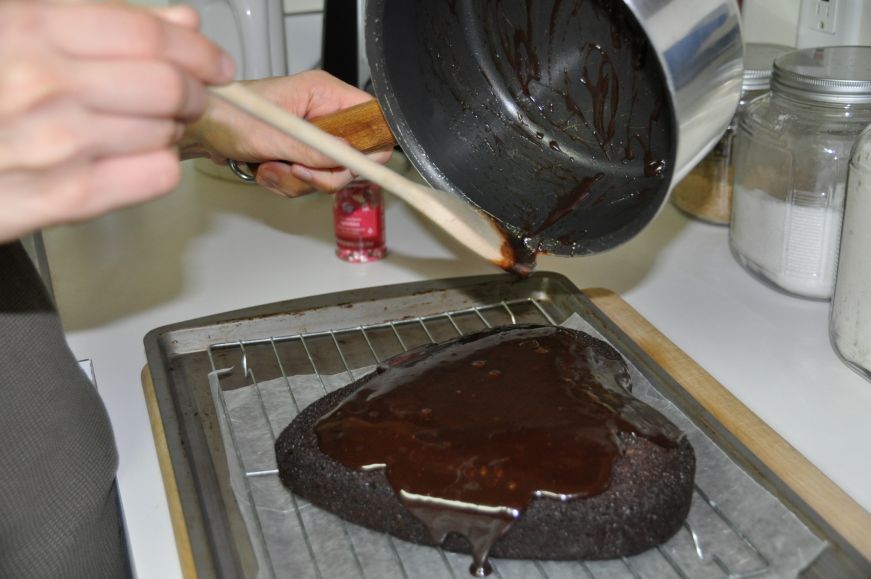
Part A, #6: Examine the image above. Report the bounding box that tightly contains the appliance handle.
[232,0,273,79]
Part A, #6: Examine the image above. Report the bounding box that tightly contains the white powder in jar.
[831,169,871,377]
[730,185,844,299]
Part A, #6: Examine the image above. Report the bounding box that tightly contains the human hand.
[0,1,234,244]
[181,70,393,197]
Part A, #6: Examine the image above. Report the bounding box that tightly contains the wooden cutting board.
[142,288,871,579]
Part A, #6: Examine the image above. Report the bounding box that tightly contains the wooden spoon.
[209,83,522,272]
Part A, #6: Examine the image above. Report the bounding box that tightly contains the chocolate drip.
[533,172,605,235]
[500,237,537,277]
[315,325,681,575]
[405,501,513,576]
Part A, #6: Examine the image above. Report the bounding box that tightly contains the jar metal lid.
[772,46,871,104]
[743,43,793,93]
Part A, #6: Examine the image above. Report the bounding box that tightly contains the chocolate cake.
[275,324,695,575]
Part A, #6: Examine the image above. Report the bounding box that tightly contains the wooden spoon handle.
[311,100,396,153]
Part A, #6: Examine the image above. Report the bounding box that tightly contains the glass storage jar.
[730,46,871,300]
[672,43,791,225]
[831,124,871,380]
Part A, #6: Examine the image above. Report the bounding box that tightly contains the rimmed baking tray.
[143,273,871,578]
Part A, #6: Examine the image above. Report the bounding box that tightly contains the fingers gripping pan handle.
[229,99,396,179]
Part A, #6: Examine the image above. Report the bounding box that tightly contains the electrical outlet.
[797,0,870,48]
[812,0,838,35]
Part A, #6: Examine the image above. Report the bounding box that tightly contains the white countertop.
[43,161,871,579]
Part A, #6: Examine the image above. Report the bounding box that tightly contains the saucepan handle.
[312,99,396,154]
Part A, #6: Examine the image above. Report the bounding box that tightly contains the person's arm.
[0,1,233,245]
[179,71,392,198]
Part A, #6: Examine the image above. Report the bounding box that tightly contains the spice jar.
[672,44,791,225]
[730,46,871,300]
[831,124,871,380]
[334,180,386,262]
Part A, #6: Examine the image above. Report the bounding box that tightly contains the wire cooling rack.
[201,297,809,579]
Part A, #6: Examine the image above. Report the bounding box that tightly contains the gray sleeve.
[0,241,131,579]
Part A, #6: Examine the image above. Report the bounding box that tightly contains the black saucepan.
[365,0,743,256]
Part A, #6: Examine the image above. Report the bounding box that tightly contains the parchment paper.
[213,314,826,579]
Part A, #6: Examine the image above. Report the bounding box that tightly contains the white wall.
[284,0,323,12]
[742,0,801,46]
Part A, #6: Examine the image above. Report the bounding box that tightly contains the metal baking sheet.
[144,273,869,579]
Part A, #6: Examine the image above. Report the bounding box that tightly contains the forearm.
[177,93,241,163]
[178,126,211,161]
[179,95,222,161]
